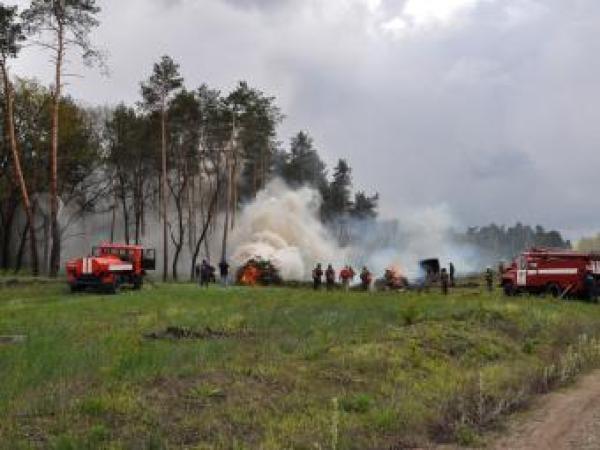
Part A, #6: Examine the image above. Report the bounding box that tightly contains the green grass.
[2,281,600,449]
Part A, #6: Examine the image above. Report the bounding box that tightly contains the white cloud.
[379,0,483,38]
[403,0,479,25]
[16,0,600,238]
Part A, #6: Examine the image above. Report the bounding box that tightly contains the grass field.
[2,280,600,449]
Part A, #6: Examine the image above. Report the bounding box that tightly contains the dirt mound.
[144,326,253,341]
[0,335,26,345]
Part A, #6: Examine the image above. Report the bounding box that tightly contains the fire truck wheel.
[546,283,561,298]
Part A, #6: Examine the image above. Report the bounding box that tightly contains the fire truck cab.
[501,248,600,298]
[66,243,156,293]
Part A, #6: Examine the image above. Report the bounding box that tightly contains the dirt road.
[492,370,600,450]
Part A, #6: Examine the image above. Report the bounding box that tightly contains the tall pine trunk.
[161,105,168,281]
[49,21,64,277]
[110,203,116,243]
[221,156,232,263]
[192,188,219,281]
[0,192,17,270]
[187,174,196,254]
[119,176,130,244]
[1,63,39,276]
[171,189,185,281]
[14,219,29,274]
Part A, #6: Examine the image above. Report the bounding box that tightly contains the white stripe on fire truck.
[586,261,600,274]
[82,258,89,274]
[109,264,133,272]
[527,269,579,275]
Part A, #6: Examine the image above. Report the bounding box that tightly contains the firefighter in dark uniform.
[219,259,230,287]
[360,266,372,291]
[325,264,336,291]
[200,260,212,288]
[584,271,597,302]
[312,263,323,290]
[440,268,449,295]
[485,267,494,292]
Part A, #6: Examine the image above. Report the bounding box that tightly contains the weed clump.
[340,394,373,413]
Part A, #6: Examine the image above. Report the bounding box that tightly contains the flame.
[240,265,261,286]
[385,264,407,288]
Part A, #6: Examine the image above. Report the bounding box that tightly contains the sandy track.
[491,370,600,450]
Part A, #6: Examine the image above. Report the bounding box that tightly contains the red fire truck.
[66,243,156,293]
[501,248,600,298]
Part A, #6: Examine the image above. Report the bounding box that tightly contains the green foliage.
[187,384,225,400]
[275,134,379,223]
[0,4,25,62]
[140,55,183,110]
[326,158,353,218]
[281,131,328,190]
[0,78,103,211]
[454,424,478,446]
[340,394,373,413]
[226,81,283,198]
[458,222,571,262]
[23,0,102,66]
[350,191,379,220]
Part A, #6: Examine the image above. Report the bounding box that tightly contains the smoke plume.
[230,180,479,281]
[230,179,342,280]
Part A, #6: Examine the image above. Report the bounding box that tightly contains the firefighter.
[312,263,323,290]
[219,259,230,287]
[194,263,201,282]
[339,266,351,291]
[498,261,505,276]
[200,260,212,288]
[325,264,336,291]
[584,271,597,302]
[360,266,372,291]
[384,269,393,290]
[440,268,449,295]
[485,267,494,292]
[449,262,456,287]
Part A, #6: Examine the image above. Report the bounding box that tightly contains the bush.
[340,394,373,413]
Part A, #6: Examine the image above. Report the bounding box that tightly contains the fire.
[384,264,408,289]
[236,258,282,286]
[240,265,260,286]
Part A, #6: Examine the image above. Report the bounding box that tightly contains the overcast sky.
[13,0,600,239]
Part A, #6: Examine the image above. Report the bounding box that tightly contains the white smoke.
[230,179,343,280]
[231,180,480,281]
[352,206,480,279]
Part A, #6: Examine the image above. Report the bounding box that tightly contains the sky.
[13,0,600,239]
